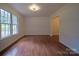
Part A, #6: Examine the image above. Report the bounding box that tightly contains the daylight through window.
[0,9,18,39]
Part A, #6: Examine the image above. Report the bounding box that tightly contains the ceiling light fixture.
[29,4,40,12]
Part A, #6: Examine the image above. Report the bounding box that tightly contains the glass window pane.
[1,16,4,23]
[1,9,11,24]
[0,9,1,17]
[12,15,17,24]
[13,25,15,34]
[0,9,1,19]
[1,16,8,23]
[4,17,8,23]
[13,25,18,35]
[0,9,18,39]
[7,13,11,24]
[5,24,10,36]
[1,24,6,31]
[5,11,8,18]
[1,9,4,17]
[1,24,10,38]
[1,24,6,38]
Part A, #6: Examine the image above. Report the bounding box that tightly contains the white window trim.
[0,9,18,40]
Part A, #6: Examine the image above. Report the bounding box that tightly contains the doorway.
[51,16,60,41]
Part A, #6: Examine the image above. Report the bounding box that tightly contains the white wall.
[25,17,50,35]
[51,4,79,53]
[0,4,26,52]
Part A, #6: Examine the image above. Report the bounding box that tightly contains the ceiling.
[9,3,65,17]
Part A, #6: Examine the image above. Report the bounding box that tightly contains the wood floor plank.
[2,35,79,56]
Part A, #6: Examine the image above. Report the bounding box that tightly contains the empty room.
[0,3,79,56]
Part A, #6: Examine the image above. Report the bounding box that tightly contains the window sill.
[0,33,18,40]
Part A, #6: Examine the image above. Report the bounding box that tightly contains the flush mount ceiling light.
[29,4,40,12]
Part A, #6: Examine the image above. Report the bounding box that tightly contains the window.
[0,9,18,39]
[12,15,18,35]
[0,9,11,38]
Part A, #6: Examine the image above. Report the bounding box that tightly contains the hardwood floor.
[1,35,79,56]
